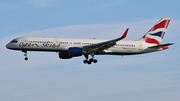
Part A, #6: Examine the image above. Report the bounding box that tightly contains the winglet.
[122,28,129,38]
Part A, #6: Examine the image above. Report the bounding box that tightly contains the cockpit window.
[11,40,18,43]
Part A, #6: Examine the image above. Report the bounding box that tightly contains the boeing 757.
[6,17,173,64]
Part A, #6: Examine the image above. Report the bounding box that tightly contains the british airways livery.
[6,17,173,64]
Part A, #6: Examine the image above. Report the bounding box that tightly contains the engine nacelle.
[68,47,83,57]
[58,47,83,59]
[59,51,72,59]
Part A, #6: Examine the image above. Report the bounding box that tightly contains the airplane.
[6,17,173,64]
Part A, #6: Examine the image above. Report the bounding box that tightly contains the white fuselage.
[5,17,172,64]
[6,37,162,55]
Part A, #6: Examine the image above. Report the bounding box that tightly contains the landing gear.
[83,60,88,64]
[23,50,28,61]
[24,57,28,61]
[83,59,98,64]
[83,53,98,64]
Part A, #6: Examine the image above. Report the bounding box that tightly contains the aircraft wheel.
[83,60,88,64]
[93,59,97,63]
[25,57,28,61]
[89,59,93,62]
[83,59,97,64]
[88,61,92,64]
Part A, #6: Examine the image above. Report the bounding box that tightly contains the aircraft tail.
[141,17,170,45]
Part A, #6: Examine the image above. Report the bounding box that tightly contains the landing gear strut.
[23,51,28,61]
[83,53,98,64]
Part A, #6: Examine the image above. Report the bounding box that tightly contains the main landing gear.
[23,51,28,61]
[83,59,97,64]
[83,53,98,64]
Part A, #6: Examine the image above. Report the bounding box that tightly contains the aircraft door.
[54,38,60,49]
[139,43,143,51]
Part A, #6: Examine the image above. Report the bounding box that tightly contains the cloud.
[1,18,180,101]
[1,67,180,101]
[10,22,154,40]
[1,18,179,69]
[0,3,20,10]
[29,0,53,8]
[91,0,126,11]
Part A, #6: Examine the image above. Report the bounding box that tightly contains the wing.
[83,28,129,54]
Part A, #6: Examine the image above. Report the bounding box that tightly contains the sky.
[0,0,180,101]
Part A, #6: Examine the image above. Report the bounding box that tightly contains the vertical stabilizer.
[141,17,170,45]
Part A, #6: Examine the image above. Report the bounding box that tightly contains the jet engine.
[59,47,83,59]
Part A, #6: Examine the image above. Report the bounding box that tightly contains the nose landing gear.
[23,51,28,61]
[25,57,28,61]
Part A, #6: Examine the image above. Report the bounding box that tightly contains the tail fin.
[141,17,170,45]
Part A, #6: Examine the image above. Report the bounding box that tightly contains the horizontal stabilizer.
[148,43,174,50]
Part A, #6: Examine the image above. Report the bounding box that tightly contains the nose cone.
[6,43,9,49]
[6,43,11,49]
